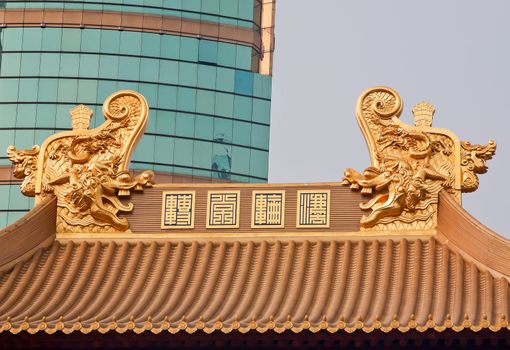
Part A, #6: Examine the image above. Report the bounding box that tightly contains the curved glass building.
[0,1,276,225]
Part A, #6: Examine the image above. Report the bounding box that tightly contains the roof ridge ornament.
[7,90,154,233]
[342,86,496,231]
[411,101,435,127]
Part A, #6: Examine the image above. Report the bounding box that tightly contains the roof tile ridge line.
[164,241,207,323]
[198,241,243,323]
[144,241,185,323]
[451,250,465,326]
[33,242,90,319]
[11,241,76,323]
[242,240,281,326]
[484,270,495,324]
[0,249,45,309]
[413,238,435,325]
[184,241,230,323]
[400,239,423,326]
[206,240,253,325]
[437,194,510,280]
[227,240,268,326]
[364,240,393,326]
[439,191,510,244]
[350,239,379,325]
[466,260,480,325]
[61,242,116,323]
[0,243,59,321]
[119,241,171,324]
[108,241,159,324]
[0,234,56,274]
[437,234,510,281]
[150,241,196,323]
[295,241,323,323]
[42,241,103,322]
[0,196,56,273]
[256,240,296,326]
[91,242,145,325]
[339,240,366,325]
[320,240,350,328]
[288,240,324,323]
[271,240,310,324]
[431,242,450,327]
[306,240,337,325]
[381,238,408,327]
[76,243,130,327]
[0,196,55,239]
[499,278,510,325]
[0,260,24,304]
[6,242,506,332]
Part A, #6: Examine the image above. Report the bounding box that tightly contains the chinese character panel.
[161,191,195,229]
[252,190,285,228]
[297,190,330,228]
[207,190,240,228]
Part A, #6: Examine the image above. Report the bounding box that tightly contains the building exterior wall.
[0,1,274,226]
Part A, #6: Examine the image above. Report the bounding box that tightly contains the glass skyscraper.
[0,0,275,226]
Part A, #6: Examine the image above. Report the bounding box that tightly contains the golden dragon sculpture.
[7,90,154,233]
[343,87,496,231]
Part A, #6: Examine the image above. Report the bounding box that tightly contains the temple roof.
[0,190,509,335]
[1,87,507,341]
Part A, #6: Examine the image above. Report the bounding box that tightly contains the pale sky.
[269,0,510,236]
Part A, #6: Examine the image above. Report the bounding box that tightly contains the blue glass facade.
[0,1,272,226]
[2,1,259,28]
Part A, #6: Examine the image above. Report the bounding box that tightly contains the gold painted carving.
[252,190,285,228]
[206,191,240,228]
[161,191,195,229]
[7,90,154,233]
[343,86,496,231]
[460,140,496,193]
[296,190,330,228]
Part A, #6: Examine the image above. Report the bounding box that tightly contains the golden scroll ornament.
[343,87,495,231]
[7,90,154,233]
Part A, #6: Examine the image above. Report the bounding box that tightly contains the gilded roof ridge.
[437,191,510,277]
[5,87,497,237]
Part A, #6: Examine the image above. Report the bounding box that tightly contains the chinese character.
[207,191,240,228]
[161,191,195,229]
[252,191,285,228]
[297,190,330,227]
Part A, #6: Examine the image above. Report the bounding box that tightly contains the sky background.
[269,0,510,236]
